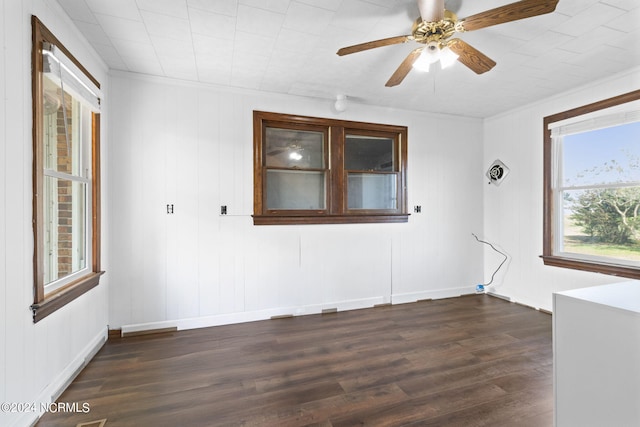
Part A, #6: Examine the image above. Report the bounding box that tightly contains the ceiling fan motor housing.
[412,10,459,45]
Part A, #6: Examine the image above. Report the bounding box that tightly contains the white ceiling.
[56,0,640,118]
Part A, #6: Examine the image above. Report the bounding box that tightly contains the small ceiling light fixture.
[334,94,348,113]
[413,42,459,72]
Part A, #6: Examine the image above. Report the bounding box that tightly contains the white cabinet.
[553,281,640,427]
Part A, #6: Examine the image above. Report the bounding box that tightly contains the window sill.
[31,271,105,323]
[253,214,409,225]
[541,255,640,280]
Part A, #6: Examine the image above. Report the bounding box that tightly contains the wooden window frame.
[542,89,640,279]
[31,16,104,322]
[253,111,408,225]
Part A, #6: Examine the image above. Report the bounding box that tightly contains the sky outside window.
[563,121,640,186]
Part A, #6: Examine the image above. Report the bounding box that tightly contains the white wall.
[107,72,485,332]
[483,68,640,312]
[0,2,109,426]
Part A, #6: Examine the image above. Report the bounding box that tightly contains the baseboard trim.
[120,296,387,335]
[486,292,553,314]
[121,327,177,338]
[24,328,107,427]
[270,314,294,320]
[392,286,474,305]
[118,290,476,335]
[486,291,512,302]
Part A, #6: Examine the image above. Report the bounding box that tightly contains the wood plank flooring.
[36,295,553,427]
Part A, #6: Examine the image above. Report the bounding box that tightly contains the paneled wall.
[1,2,637,425]
[483,68,640,312]
[107,72,485,332]
[0,2,109,427]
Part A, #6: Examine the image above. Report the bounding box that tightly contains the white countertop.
[555,281,640,314]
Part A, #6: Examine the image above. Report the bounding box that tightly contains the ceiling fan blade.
[337,35,412,56]
[417,0,444,22]
[461,0,559,32]
[447,39,496,74]
[385,48,423,87]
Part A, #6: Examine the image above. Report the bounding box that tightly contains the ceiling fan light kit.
[438,46,459,69]
[413,42,460,72]
[337,0,559,87]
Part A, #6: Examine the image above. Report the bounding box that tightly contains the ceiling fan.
[337,0,559,87]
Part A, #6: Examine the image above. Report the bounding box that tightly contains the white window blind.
[42,42,101,112]
[548,98,640,137]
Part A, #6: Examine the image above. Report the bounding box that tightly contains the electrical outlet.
[220,205,227,215]
[414,205,421,213]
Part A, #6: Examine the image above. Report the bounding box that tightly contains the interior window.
[253,111,408,225]
[345,134,398,210]
[264,126,328,211]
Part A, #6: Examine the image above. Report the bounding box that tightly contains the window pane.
[561,187,640,263]
[266,170,326,210]
[43,75,85,176]
[348,173,397,210]
[562,121,640,187]
[43,176,88,285]
[345,135,394,171]
[265,127,324,169]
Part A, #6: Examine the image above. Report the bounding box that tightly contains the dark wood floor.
[37,295,553,427]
